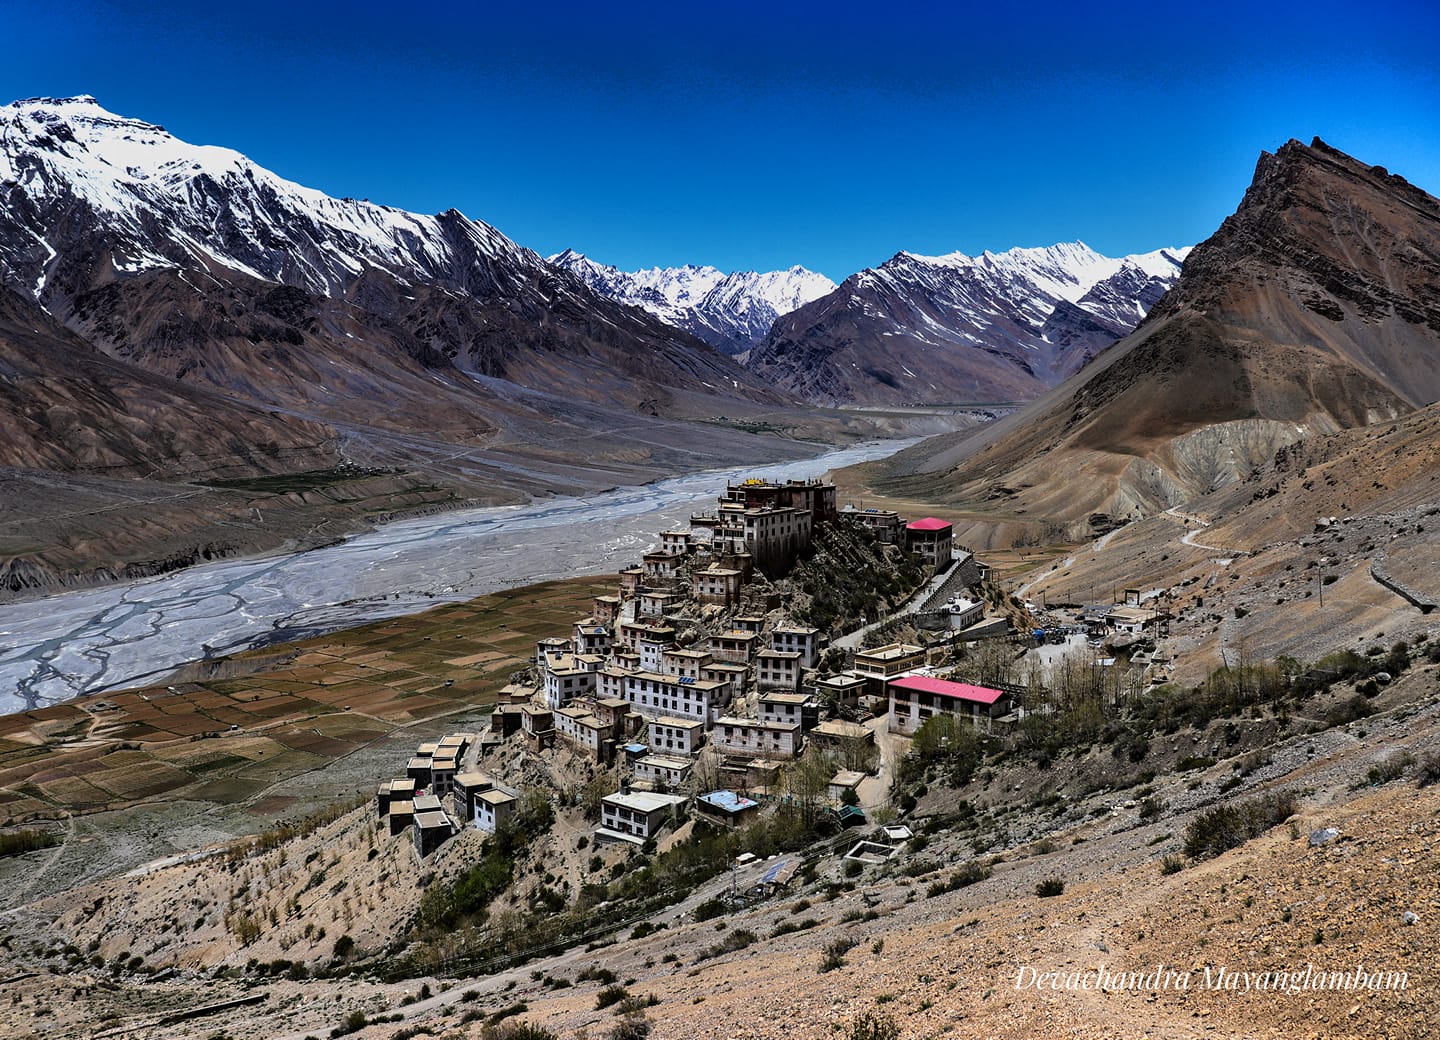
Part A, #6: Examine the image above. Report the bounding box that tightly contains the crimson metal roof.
[889,674,1005,705]
[905,517,952,532]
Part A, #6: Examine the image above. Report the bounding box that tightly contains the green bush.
[692,898,726,922]
[596,985,630,1010]
[1182,791,1297,860]
[1035,877,1065,897]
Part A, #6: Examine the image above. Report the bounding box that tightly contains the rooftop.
[856,643,924,661]
[888,674,1006,705]
[906,517,952,532]
[697,789,760,813]
[604,790,685,813]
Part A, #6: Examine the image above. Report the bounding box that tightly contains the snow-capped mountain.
[0,96,791,479]
[549,250,835,354]
[0,94,806,509]
[0,96,541,300]
[746,241,1191,404]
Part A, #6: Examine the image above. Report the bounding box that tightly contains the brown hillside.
[874,138,1440,538]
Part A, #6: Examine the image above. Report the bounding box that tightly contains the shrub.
[845,1010,901,1040]
[596,986,630,1010]
[609,1015,651,1040]
[1183,791,1297,860]
[488,1003,530,1025]
[1357,752,1415,788]
[1325,695,1374,728]
[1159,854,1184,875]
[819,937,856,973]
[1415,752,1440,788]
[692,898,726,922]
[926,860,991,897]
[488,1024,560,1040]
[1035,877,1065,897]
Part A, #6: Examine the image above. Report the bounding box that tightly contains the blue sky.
[6,0,1438,279]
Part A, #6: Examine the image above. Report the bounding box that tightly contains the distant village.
[374,476,1169,861]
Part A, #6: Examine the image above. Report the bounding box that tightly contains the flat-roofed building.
[649,716,705,756]
[708,629,760,664]
[597,790,686,845]
[597,664,633,703]
[808,718,875,753]
[642,551,685,581]
[712,716,803,760]
[886,675,1012,735]
[555,705,610,763]
[543,651,598,709]
[639,590,681,618]
[637,635,671,672]
[497,682,534,703]
[388,799,415,836]
[694,789,760,827]
[828,770,866,804]
[691,565,743,606]
[406,755,433,789]
[660,647,711,680]
[905,517,953,571]
[592,696,634,735]
[521,705,554,749]
[809,672,868,706]
[617,619,676,652]
[573,618,613,656]
[621,671,722,724]
[376,778,416,819]
[536,636,571,662]
[490,703,525,738]
[659,530,692,556]
[771,624,823,668]
[758,691,817,730]
[701,660,748,703]
[592,594,622,624]
[437,732,470,757]
[852,643,925,678]
[756,649,803,691]
[618,565,644,595]
[414,809,457,858]
[476,789,518,834]
[840,505,903,543]
[452,771,493,824]
[732,615,767,635]
[430,752,459,796]
[632,754,693,790]
[741,506,812,575]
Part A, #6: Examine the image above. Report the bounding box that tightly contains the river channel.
[0,439,917,713]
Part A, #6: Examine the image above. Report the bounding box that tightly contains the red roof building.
[886,674,1011,734]
[904,517,953,570]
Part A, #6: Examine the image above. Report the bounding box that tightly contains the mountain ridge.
[547,249,835,354]
[870,136,1440,538]
[745,240,1190,404]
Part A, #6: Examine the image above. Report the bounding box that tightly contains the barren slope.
[873,139,1440,537]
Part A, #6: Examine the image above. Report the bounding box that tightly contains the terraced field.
[0,575,611,834]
